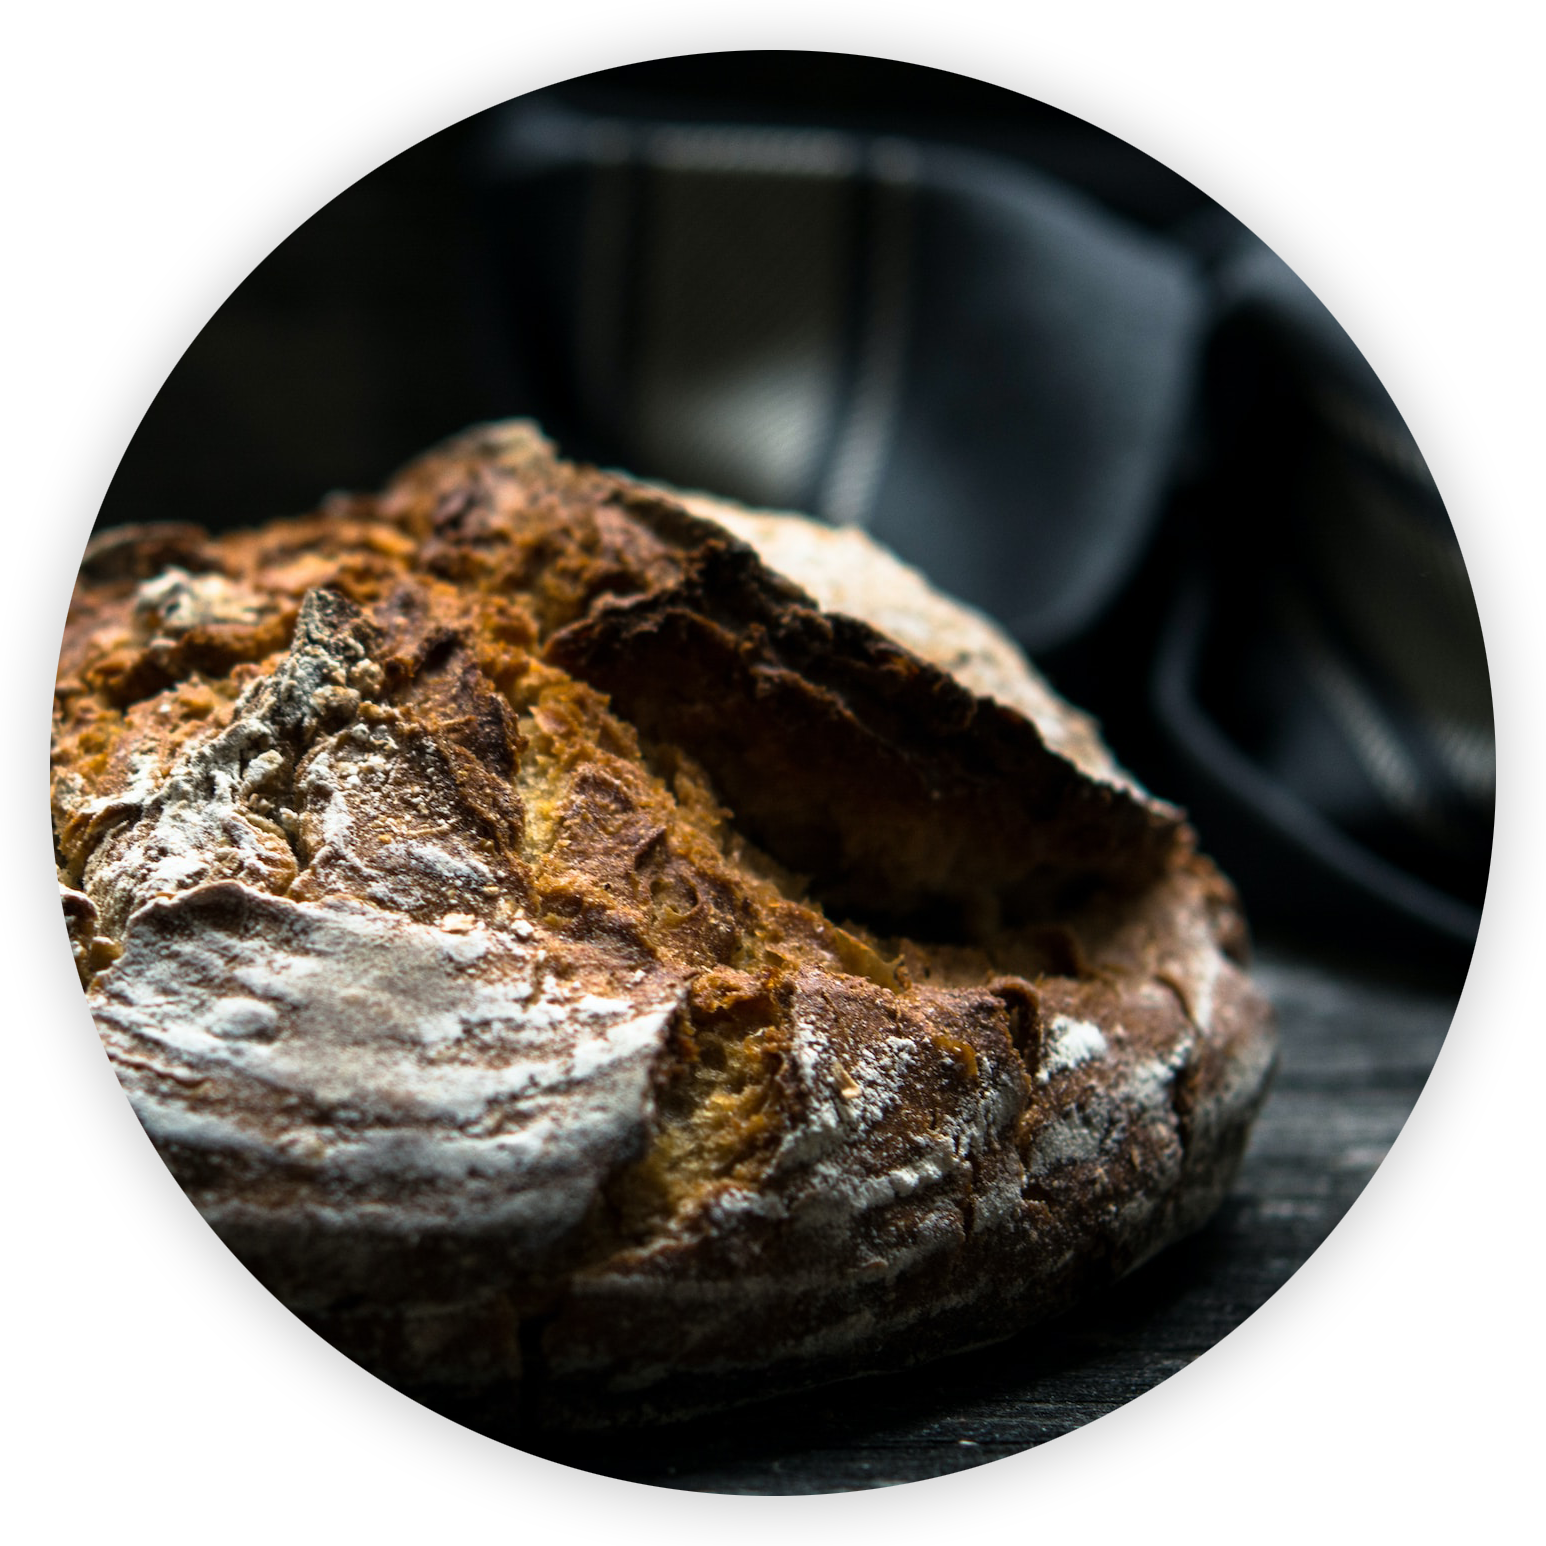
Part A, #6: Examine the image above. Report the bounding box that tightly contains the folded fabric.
[1162,175,1490,958]
[473,91,1492,960]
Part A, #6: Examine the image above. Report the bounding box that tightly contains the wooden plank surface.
[464,942,1457,1493]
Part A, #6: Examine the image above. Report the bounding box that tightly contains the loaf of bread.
[53,422,1274,1425]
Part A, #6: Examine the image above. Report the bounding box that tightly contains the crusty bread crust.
[54,422,1274,1425]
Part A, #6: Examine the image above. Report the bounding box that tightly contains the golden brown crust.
[55,421,1275,1424]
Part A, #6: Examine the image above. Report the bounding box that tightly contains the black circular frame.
[57,48,1484,1496]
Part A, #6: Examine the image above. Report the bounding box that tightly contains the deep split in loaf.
[53,421,1276,1426]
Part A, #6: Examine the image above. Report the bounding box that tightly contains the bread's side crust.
[54,422,1276,1422]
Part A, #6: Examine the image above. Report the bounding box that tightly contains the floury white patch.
[93,882,687,1243]
[133,567,267,634]
[75,588,374,939]
[1037,1014,1109,1083]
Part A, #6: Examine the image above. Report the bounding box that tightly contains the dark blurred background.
[63,51,1484,538]
[60,48,1484,958]
[57,60,1484,1496]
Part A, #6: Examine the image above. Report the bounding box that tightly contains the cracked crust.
[53,421,1275,1426]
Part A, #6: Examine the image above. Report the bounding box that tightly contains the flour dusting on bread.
[54,421,1274,1421]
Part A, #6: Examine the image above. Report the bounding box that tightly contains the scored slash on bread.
[53,422,1275,1426]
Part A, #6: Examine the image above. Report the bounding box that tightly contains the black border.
[57,48,1484,1496]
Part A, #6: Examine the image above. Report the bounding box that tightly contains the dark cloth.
[474,90,1492,958]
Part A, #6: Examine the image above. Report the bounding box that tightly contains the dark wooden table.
[458,941,1457,1493]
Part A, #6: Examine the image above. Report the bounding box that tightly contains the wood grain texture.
[438,940,1454,1491]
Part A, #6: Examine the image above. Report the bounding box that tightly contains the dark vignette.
[57,45,1484,1496]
